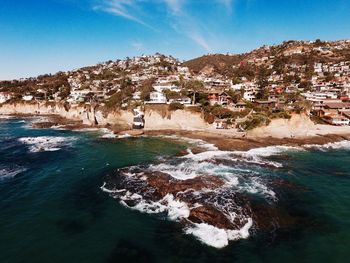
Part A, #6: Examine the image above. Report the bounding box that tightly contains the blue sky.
[0,0,349,80]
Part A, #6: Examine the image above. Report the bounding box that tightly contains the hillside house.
[168,94,191,105]
[208,91,232,106]
[254,100,277,109]
[0,92,14,103]
[153,83,180,93]
[318,102,350,117]
[323,114,350,126]
[22,95,34,101]
[147,91,167,104]
[234,101,247,112]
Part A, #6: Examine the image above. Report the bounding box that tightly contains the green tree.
[185,80,204,105]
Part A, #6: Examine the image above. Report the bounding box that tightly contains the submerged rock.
[32,121,58,128]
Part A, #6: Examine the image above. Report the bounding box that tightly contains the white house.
[67,89,91,103]
[324,114,350,126]
[168,95,191,105]
[147,91,167,104]
[243,90,256,101]
[153,83,180,93]
[22,95,34,101]
[132,91,141,100]
[0,92,13,103]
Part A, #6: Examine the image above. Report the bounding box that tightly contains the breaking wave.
[185,218,253,249]
[304,140,350,151]
[18,136,76,152]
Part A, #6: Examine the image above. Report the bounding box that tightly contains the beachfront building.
[132,108,145,129]
[323,114,350,126]
[168,95,192,105]
[147,91,167,104]
[0,92,14,103]
[22,95,34,101]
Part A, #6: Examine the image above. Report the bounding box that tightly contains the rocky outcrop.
[103,168,252,234]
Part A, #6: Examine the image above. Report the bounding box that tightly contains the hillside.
[183,39,350,77]
[183,54,245,76]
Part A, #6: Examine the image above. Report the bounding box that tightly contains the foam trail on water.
[0,166,27,180]
[18,136,76,152]
[304,140,350,151]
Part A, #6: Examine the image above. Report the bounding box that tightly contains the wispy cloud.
[164,0,183,14]
[190,33,211,51]
[93,0,231,52]
[93,0,154,29]
[217,0,233,10]
[131,40,144,51]
[163,0,212,52]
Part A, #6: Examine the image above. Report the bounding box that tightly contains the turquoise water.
[1,117,350,263]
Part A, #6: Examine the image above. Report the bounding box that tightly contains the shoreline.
[2,113,350,152]
[144,129,350,151]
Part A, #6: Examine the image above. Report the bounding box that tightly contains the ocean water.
[1,116,350,263]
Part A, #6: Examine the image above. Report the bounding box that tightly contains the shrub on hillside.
[241,114,270,130]
[168,102,184,111]
[270,111,291,119]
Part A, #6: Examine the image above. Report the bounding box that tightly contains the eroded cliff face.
[0,101,132,127]
[144,109,209,130]
[0,102,209,131]
[248,114,316,138]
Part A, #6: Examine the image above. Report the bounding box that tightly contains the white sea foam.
[185,218,253,249]
[120,192,191,220]
[0,166,27,180]
[72,127,101,132]
[118,133,132,139]
[238,177,276,200]
[148,147,278,198]
[244,145,303,157]
[0,115,15,120]
[160,135,219,151]
[18,136,76,152]
[304,140,350,151]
